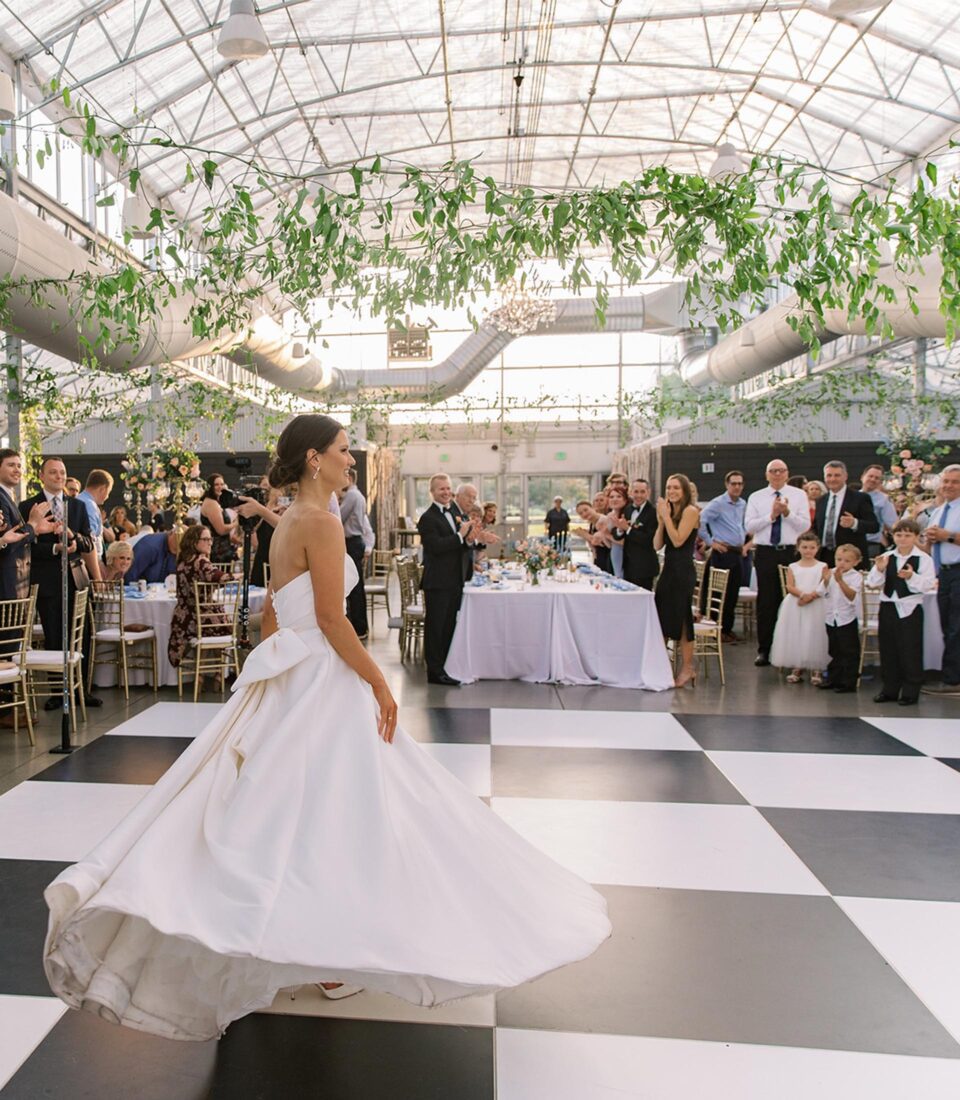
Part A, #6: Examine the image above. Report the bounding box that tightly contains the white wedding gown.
[44,559,611,1041]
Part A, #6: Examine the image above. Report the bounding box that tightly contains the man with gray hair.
[813,459,878,568]
[922,463,960,695]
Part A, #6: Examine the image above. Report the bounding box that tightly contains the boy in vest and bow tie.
[867,519,936,706]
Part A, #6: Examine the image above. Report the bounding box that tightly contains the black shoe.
[833,685,857,694]
[427,673,461,686]
[898,697,919,706]
[873,693,898,703]
[816,680,834,690]
[754,655,771,667]
[83,695,103,708]
[44,697,60,711]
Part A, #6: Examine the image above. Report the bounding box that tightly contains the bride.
[43,414,610,1042]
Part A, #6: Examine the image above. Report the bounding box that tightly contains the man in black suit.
[22,456,103,709]
[620,479,660,591]
[0,447,57,601]
[417,473,477,686]
[814,460,878,567]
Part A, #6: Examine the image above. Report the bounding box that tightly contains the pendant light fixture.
[826,0,886,14]
[708,142,747,180]
[217,0,269,61]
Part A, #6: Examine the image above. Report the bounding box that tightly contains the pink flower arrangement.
[900,449,912,459]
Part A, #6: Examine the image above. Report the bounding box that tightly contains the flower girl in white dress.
[769,531,831,683]
[43,415,611,1042]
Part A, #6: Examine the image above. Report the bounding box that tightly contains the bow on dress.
[230,628,312,692]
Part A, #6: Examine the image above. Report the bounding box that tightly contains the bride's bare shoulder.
[283,503,341,542]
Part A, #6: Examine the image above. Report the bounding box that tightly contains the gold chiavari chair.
[693,567,730,684]
[365,549,395,636]
[0,587,37,743]
[262,561,271,590]
[858,584,882,684]
[22,588,88,735]
[178,580,241,702]
[88,579,159,699]
[778,563,791,597]
[396,558,425,662]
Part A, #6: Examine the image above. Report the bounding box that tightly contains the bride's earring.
[312,461,319,480]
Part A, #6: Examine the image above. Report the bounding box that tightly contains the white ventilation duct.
[679,260,946,389]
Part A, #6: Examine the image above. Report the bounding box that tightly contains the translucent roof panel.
[0,0,957,228]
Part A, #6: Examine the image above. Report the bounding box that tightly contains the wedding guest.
[573,500,608,570]
[920,464,960,696]
[744,458,811,666]
[109,506,136,541]
[417,473,473,686]
[584,497,614,573]
[455,482,499,580]
[482,502,497,528]
[914,491,942,534]
[654,474,700,689]
[860,464,898,561]
[621,479,659,591]
[867,518,936,705]
[0,447,55,602]
[544,496,570,549]
[605,473,629,492]
[64,477,81,498]
[688,481,700,507]
[127,523,156,549]
[813,460,878,567]
[770,532,830,684]
[201,473,237,563]
[339,469,370,639]
[820,543,863,693]
[102,540,135,582]
[129,528,180,584]
[698,470,748,642]
[168,525,231,672]
[605,486,629,578]
[805,480,826,524]
[236,479,284,588]
[787,475,807,490]
[77,469,113,563]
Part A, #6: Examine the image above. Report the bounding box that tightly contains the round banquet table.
[94,586,266,688]
[443,576,674,691]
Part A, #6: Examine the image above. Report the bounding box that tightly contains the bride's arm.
[260,590,278,641]
[307,512,398,743]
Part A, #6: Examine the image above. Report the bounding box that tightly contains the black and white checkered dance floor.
[3,701,960,1097]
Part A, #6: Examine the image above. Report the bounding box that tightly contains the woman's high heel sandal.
[674,667,697,689]
[316,983,364,1000]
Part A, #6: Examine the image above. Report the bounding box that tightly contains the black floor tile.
[677,714,922,755]
[491,746,745,803]
[0,859,69,996]
[939,758,960,774]
[761,808,960,902]
[495,885,960,1058]
[400,706,490,744]
[29,736,192,785]
[209,1015,494,1100]
[1,1010,217,1099]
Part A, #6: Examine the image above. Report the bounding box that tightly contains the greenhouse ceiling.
[0,0,957,226]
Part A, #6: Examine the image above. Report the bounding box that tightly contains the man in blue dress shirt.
[921,464,960,695]
[698,470,749,642]
[129,530,180,584]
[861,464,899,561]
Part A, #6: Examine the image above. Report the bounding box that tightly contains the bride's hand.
[372,680,398,744]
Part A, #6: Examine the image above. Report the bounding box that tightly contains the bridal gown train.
[44,559,611,1041]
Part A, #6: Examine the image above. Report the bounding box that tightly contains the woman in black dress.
[200,473,237,564]
[654,473,700,689]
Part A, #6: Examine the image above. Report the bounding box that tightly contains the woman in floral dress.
[168,526,231,669]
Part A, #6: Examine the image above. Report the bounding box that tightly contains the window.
[526,477,592,538]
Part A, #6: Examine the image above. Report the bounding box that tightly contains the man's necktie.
[933,501,952,573]
[770,490,782,545]
[50,496,62,523]
[824,493,837,551]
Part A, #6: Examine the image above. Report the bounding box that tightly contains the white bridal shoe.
[317,983,364,1000]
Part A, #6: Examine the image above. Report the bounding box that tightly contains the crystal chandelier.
[487,279,558,337]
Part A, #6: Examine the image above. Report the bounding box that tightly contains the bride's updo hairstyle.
[268,414,344,489]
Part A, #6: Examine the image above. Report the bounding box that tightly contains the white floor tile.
[0,996,66,1090]
[420,743,490,796]
[0,782,149,860]
[489,798,826,893]
[107,702,221,737]
[836,897,960,1045]
[706,752,960,813]
[862,718,960,759]
[491,708,699,750]
[495,1029,960,1100]
[263,985,495,1027]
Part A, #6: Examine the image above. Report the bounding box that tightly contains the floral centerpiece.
[150,438,201,482]
[514,537,559,585]
[120,454,155,494]
[877,421,950,509]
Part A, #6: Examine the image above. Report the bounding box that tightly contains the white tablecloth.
[95,588,266,688]
[444,578,674,691]
[924,592,943,670]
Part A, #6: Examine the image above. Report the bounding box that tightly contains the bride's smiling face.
[308,430,354,486]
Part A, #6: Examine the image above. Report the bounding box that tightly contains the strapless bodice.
[231,557,359,691]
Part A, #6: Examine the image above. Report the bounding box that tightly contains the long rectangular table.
[444,577,674,691]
